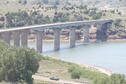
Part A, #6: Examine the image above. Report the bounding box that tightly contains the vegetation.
[68,65,126,84]
[0,41,40,84]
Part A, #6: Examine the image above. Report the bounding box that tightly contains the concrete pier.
[21,30,29,47]
[2,31,11,44]
[83,25,90,43]
[36,31,44,53]
[53,28,61,51]
[13,30,20,46]
[96,23,108,42]
[70,28,76,48]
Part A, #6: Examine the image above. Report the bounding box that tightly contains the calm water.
[28,41,126,74]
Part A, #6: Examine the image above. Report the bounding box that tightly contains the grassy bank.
[0,55,109,84]
[36,55,110,84]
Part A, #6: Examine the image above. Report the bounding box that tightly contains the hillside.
[0,0,126,15]
[0,0,126,8]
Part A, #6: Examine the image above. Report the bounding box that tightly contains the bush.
[0,42,40,84]
[92,13,102,20]
[71,71,81,79]
[114,19,122,27]
[68,66,82,79]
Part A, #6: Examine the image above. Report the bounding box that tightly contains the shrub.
[68,65,82,79]
[71,71,81,79]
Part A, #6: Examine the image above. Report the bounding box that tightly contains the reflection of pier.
[0,19,113,53]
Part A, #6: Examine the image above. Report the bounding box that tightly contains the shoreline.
[43,55,113,76]
[35,39,126,76]
[82,64,112,76]
[28,38,126,43]
[66,60,113,76]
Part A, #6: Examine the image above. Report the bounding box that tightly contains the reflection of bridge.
[0,19,113,53]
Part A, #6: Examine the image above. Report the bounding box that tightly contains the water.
[28,41,126,75]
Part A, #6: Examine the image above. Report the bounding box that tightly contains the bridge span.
[0,19,113,53]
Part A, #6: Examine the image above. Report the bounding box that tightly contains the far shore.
[28,38,126,43]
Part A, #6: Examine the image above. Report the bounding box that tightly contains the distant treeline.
[0,5,104,28]
[0,4,125,29]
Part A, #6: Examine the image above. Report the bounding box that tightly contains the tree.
[92,13,102,20]
[71,71,81,79]
[110,74,126,84]
[0,42,40,84]
[114,19,122,28]
[18,0,27,5]
[68,66,82,79]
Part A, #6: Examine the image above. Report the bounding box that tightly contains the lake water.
[28,41,126,75]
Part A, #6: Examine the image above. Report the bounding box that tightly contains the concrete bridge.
[0,19,113,53]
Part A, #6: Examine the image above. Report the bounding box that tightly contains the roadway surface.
[0,19,112,33]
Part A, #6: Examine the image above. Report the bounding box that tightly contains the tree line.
[0,5,104,28]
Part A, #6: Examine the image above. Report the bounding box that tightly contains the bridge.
[0,19,113,53]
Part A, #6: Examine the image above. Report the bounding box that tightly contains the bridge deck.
[0,19,113,33]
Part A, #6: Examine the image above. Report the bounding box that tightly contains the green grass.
[35,55,108,83]
[37,57,90,83]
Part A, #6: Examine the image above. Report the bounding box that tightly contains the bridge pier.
[83,25,90,43]
[21,30,29,47]
[2,31,11,44]
[70,28,76,48]
[54,28,61,51]
[13,30,20,46]
[36,31,44,53]
[96,23,108,42]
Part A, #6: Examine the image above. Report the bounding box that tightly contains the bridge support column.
[96,23,108,42]
[21,30,29,47]
[3,31,11,45]
[53,28,61,51]
[70,28,76,48]
[83,25,90,43]
[36,31,44,53]
[13,30,20,46]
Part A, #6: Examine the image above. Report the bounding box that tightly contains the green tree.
[0,42,40,84]
[92,13,102,20]
[68,66,82,79]
[114,19,122,28]
[71,71,81,79]
[110,74,126,84]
